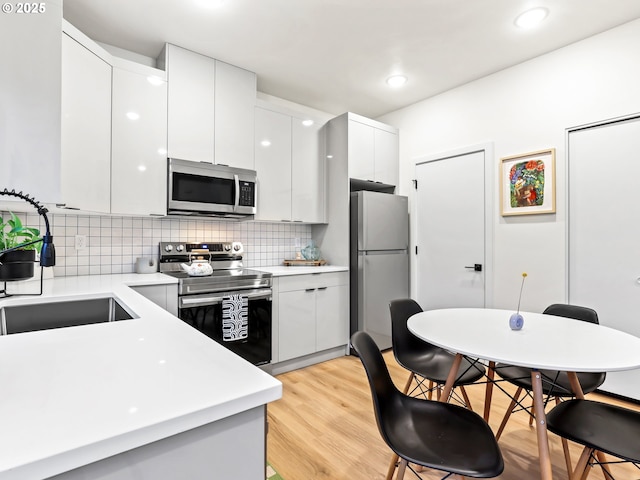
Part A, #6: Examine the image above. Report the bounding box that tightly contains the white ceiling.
[62,0,640,118]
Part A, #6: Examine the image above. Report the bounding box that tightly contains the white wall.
[378,18,640,313]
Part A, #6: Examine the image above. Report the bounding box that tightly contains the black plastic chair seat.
[352,331,504,479]
[390,299,486,386]
[385,394,505,477]
[404,348,485,385]
[494,364,606,396]
[547,399,640,463]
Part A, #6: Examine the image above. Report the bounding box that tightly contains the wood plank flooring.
[267,351,640,480]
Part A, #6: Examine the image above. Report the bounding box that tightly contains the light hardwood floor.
[267,351,640,480]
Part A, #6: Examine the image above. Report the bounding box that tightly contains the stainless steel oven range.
[159,241,272,368]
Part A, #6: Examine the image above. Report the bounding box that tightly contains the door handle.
[465,264,482,272]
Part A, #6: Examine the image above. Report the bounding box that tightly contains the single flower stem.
[516,276,526,313]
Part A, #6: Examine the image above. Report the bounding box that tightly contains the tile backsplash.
[2,212,312,277]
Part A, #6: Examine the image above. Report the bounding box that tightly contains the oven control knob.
[164,244,173,252]
[176,244,184,252]
[224,244,231,252]
[233,244,241,251]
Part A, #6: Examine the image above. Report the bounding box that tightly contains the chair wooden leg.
[594,451,614,480]
[395,458,408,480]
[460,386,473,410]
[572,446,594,480]
[495,386,523,440]
[401,372,415,395]
[529,396,535,426]
[555,397,574,480]
[484,361,495,422]
[385,453,399,480]
[427,380,434,400]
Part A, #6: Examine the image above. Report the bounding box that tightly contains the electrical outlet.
[294,237,301,248]
[75,235,87,251]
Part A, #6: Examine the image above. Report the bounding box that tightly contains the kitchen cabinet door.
[215,60,256,170]
[374,128,399,187]
[254,107,292,221]
[111,64,167,215]
[315,284,348,351]
[61,33,112,213]
[278,289,316,361]
[131,284,178,317]
[347,119,375,181]
[292,116,325,223]
[166,44,215,163]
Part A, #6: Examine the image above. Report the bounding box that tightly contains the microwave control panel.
[238,181,255,207]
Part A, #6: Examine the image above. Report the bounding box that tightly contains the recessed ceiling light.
[515,7,548,29]
[126,112,140,120]
[260,140,271,147]
[301,119,314,127]
[386,75,408,88]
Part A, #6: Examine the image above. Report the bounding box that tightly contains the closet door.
[568,116,640,400]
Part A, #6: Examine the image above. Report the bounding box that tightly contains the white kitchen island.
[0,274,282,480]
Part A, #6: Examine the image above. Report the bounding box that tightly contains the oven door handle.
[179,289,272,308]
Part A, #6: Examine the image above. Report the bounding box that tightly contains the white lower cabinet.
[275,272,348,363]
[131,284,178,317]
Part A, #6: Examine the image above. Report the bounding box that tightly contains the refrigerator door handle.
[361,249,408,255]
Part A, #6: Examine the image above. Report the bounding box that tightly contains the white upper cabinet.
[164,45,256,169]
[374,127,399,187]
[111,61,168,216]
[165,44,215,163]
[292,116,325,223]
[214,60,256,170]
[347,119,375,181]
[347,113,399,187]
[61,32,112,213]
[254,107,292,222]
[254,106,326,223]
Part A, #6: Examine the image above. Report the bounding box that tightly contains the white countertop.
[0,273,282,480]
[256,265,348,276]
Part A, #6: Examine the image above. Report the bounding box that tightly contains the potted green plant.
[0,211,42,281]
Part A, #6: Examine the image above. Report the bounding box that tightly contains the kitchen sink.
[0,296,138,335]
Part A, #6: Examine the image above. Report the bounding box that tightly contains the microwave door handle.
[234,174,240,211]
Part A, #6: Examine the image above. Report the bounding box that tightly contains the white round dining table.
[407,308,640,480]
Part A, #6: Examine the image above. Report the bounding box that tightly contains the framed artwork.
[500,148,556,216]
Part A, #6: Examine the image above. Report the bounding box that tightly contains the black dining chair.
[493,303,606,476]
[389,298,485,406]
[547,399,640,479]
[351,331,504,480]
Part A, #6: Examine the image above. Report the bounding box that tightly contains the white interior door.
[415,148,488,310]
[568,116,640,400]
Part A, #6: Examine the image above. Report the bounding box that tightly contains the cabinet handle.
[305,288,315,292]
[317,287,328,291]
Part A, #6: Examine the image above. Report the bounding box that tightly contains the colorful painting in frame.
[500,148,556,216]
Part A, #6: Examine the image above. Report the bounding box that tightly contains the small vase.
[509,312,524,330]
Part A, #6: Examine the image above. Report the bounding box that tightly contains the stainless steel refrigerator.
[350,191,409,350]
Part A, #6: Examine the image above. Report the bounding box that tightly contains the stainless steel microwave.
[167,158,257,219]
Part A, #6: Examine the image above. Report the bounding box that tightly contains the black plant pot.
[0,249,36,281]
